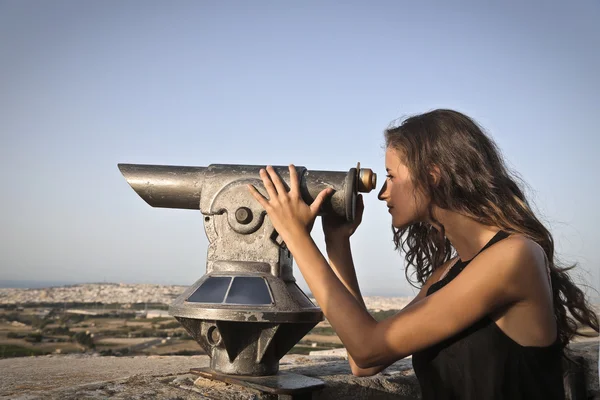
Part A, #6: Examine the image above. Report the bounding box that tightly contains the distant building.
[34,309,51,317]
[145,310,170,319]
[66,309,98,316]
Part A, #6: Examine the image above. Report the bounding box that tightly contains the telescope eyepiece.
[358,168,377,193]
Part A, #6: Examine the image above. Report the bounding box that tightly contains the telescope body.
[119,163,376,376]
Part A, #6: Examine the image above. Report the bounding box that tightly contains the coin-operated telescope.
[118,163,376,377]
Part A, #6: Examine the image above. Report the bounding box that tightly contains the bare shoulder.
[486,234,546,268]
[477,234,549,294]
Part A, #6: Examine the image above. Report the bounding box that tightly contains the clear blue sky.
[1,1,598,297]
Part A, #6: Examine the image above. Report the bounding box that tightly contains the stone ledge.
[1,341,597,399]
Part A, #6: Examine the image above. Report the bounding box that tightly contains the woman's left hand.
[248,165,333,245]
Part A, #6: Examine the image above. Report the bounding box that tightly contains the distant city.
[0,280,418,298]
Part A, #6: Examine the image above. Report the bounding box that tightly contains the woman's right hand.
[322,194,364,245]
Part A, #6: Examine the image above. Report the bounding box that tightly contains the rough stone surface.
[0,353,418,400]
[0,342,597,399]
[570,341,600,399]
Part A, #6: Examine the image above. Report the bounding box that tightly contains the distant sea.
[0,280,197,289]
[0,280,86,289]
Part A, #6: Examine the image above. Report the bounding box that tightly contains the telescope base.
[191,367,325,399]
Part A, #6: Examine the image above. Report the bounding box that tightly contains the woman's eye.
[386,175,393,180]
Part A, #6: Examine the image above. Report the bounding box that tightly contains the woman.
[247,109,598,399]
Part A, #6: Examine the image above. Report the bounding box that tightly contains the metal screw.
[235,207,253,224]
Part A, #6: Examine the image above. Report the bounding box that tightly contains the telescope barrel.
[119,163,375,221]
[118,164,206,209]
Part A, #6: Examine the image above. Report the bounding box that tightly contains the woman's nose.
[377,181,388,201]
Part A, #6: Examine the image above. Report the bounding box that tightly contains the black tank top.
[412,231,564,400]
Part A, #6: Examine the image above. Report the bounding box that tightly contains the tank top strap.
[465,230,510,262]
[428,230,510,296]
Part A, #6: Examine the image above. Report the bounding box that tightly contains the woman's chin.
[391,216,414,230]
[391,218,405,230]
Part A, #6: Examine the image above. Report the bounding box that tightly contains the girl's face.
[378,147,430,228]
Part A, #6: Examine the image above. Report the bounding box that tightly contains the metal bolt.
[207,325,221,346]
[235,207,253,224]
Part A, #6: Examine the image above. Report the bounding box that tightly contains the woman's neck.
[431,208,501,261]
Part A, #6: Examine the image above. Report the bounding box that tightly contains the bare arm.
[325,237,382,376]
[326,238,455,376]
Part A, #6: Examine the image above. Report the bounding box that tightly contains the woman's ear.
[428,165,441,186]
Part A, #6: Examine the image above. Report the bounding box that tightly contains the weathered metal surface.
[118,162,376,376]
[190,367,325,395]
[118,164,206,210]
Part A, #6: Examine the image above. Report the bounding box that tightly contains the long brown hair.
[385,109,598,347]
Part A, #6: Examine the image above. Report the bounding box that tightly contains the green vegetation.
[72,332,95,349]
[370,310,400,321]
[159,321,181,329]
[59,314,86,325]
[0,345,49,358]
[7,332,44,342]
[309,326,336,335]
[129,329,170,338]
[4,312,44,327]
[0,304,358,359]
[128,303,169,311]
[0,304,198,358]
[43,326,70,335]
[25,333,43,343]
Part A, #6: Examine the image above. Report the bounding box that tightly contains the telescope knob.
[235,207,253,225]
